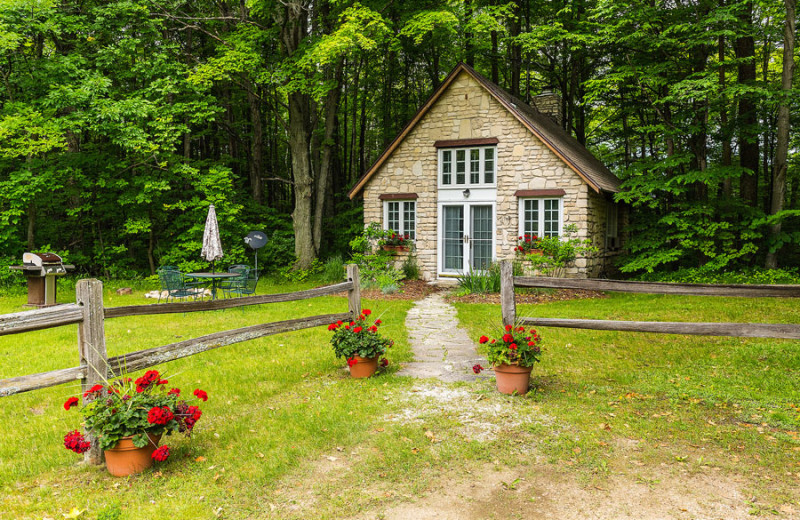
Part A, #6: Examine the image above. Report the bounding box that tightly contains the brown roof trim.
[515,189,566,197]
[461,65,603,194]
[349,62,618,199]
[434,137,499,148]
[348,65,469,200]
[379,193,418,200]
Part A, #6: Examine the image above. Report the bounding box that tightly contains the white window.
[439,146,497,187]
[384,200,416,240]
[518,198,562,238]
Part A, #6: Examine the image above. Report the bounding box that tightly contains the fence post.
[346,264,361,318]
[500,260,516,327]
[76,279,107,465]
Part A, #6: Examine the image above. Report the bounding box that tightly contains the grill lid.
[23,252,63,266]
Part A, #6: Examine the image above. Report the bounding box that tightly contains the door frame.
[437,201,496,277]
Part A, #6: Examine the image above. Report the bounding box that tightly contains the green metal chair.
[227,269,259,297]
[221,265,250,298]
[157,269,200,303]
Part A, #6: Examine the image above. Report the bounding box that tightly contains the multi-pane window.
[385,200,416,240]
[440,146,497,186]
[520,198,561,238]
[441,151,452,185]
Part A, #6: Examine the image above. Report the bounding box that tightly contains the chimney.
[531,87,563,126]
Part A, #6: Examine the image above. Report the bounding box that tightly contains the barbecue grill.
[10,253,74,307]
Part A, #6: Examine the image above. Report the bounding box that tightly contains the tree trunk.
[736,1,759,206]
[26,201,35,251]
[491,30,499,83]
[509,0,522,96]
[465,0,474,66]
[279,0,316,270]
[765,0,795,268]
[247,84,264,205]
[719,26,732,196]
[313,60,343,255]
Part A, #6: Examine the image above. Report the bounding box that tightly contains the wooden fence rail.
[500,260,800,339]
[0,264,362,464]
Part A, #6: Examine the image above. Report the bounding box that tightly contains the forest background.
[0,0,797,283]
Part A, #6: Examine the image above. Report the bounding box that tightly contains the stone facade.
[362,71,615,281]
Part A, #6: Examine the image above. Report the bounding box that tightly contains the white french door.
[440,204,494,275]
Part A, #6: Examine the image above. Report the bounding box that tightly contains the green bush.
[522,224,599,277]
[321,256,346,284]
[348,223,405,292]
[456,262,502,295]
[402,255,420,280]
[636,267,800,285]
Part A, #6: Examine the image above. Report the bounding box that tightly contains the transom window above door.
[439,146,496,187]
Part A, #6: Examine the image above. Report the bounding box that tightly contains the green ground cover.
[0,286,798,519]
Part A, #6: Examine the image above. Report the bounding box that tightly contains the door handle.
[463,235,470,244]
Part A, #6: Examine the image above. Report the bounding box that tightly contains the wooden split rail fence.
[0,265,362,463]
[498,260,800,340]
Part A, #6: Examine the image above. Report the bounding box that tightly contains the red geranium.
[147,406,174,425]
[477,324,543,368]
[63,397,79,410]
[82,384,104,399]
[152,445,170,462]
[63,430,91,454]
[193,389,208,402]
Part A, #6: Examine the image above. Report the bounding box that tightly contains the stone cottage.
[348,63,623,281]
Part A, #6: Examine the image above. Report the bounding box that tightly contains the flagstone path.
[396,292,488,382]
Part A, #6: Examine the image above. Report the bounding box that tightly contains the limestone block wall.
[362,71,611,281]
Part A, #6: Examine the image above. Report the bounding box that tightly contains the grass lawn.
[1,282,799,519]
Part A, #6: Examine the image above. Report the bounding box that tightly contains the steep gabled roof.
[348,63,621,199]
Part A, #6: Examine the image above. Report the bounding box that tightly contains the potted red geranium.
[514,234,543,255]
[328,309,393,378]
[379,231,412,252]
[475,324,542,395]
[62,369,208,476]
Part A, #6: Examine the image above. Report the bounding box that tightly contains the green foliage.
[349,223,405,291]
[478,323,543,368]
[279,259,324,283]
[456,263,502,295]
[327,309,392,361]
[73,369,205,452]
[401,255,420,281]
[321,255,346,284]
[523,225,599,277]
[635,267,800,285]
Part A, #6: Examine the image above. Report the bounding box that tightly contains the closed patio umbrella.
[201,204,224,272]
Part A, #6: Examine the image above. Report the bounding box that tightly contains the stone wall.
[362,71,612,281]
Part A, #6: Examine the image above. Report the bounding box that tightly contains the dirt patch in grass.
[360,280,445,301]
[447,288,605,305]
[269,382,797,520]
[352,460,765,520]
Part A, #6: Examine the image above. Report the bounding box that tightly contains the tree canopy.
[0,0,797,279]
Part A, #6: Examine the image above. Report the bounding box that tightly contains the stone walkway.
[396,292,489,382]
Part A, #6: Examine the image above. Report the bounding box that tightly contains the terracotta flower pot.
[104,433,161,477]
[381,245,408,253]
[349,356,379,378]
[494,364,533,395]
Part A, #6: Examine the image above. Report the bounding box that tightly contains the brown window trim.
[433,137,499,148]
[514,189,566,197]
[379,193,418,200]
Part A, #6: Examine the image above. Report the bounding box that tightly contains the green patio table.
[184,272,240,301]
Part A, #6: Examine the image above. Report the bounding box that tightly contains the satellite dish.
[244,231,268,250]
[244,231,268,278]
